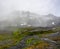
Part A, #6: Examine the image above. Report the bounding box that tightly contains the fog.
[0,0,59,18]
[0,0,60,28]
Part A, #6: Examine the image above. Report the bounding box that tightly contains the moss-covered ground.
[0,27,60,49]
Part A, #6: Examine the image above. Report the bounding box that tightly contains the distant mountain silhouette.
[0,11,60,30]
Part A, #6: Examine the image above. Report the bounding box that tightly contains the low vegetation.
[0,27,60,49]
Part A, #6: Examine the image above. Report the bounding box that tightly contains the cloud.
[0,0,59,17]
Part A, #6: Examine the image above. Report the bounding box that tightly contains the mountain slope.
[0,11,60,29]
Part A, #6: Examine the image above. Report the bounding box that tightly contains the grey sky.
[0,0,60,17]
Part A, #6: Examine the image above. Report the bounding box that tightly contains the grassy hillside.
[0,27,60,49]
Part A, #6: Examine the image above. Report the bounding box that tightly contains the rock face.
[0,27,60,49]
[0,11,60,29]
[8,32,60,49]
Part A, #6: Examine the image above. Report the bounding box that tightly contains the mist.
[0,0,60,28]
[0,0,59,18]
